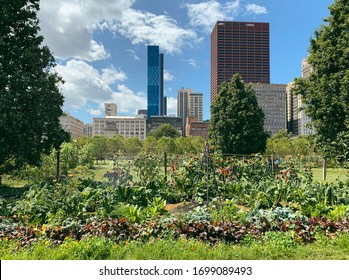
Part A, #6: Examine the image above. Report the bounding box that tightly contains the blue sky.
[38,0,333,124]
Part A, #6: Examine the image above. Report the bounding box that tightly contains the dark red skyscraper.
[210,21,270,103]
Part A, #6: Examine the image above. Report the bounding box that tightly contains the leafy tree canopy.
[149,123,180,139]
[0,0,68,179]
[293,0,349,161]
[124,138,143,156]
[209,74,269,155]
[266,130,315,156]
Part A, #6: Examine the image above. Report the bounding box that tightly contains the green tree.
[293,0,349,161]
[174,137,194,154]
[209,74,269,155]
[142,136,158,154]
[149,124,180,139]
[91,136,110,163]
[0,0,67,182]
[266,130,293,156]
[157,137,178,154]
[123,138,143,157]
[60,142,79,173]
[109,134,125,155]
[266,130,314,156]
[292,135,315,156]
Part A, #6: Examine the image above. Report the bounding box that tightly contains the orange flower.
[220,167,228,177]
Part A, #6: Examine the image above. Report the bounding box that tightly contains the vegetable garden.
[1,151,349,259]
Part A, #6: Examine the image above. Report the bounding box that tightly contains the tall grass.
[2,234,349,260]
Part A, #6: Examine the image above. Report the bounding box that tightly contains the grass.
[85,160,114,181]
[312,168,348,182]
[2,234,349,260]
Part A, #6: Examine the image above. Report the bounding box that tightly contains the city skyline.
[38,0,333,124]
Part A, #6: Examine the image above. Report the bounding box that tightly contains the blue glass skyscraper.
[147,46,164,118]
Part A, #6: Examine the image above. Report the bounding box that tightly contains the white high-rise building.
[299,58,313,136]
[285,59,314,136]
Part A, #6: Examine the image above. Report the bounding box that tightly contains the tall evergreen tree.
[209,74,269,155]
[293,0,349,161]
[0,0,68,181]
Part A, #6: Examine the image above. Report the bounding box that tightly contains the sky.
[37,0,334,124]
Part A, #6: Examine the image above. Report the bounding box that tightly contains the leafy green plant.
[184,206,210,222]
[144,197,167,219]
[262,231,297,249]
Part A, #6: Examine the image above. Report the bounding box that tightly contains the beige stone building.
[302,58,313,79]
[104,103,117,117]
[93,115,146,141]
[252,83,287,135]
[60,114,85,139]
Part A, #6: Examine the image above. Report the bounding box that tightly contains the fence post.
[323,158,327,181]
[205,136,210,207]
[271,154,275,176]
[164,152,167,181]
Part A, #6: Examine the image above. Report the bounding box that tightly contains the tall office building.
[163,96,167,116]
[211,21,270,102]
[160,54,165,116]
[147,46,164,118]
[253,84,287,135]
[177,88,191,133]
[189,92,203,122]
[177,88,203,136]
[286,58,313,136]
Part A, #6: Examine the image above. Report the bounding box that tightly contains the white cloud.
[101,67,127,84]
[87,108,102,116]
[55,60,127,109]
[55,59,146,115]
[164,70,174,81]
[126,49,140,60]
[111,85,147,114]
[245,4,267,15]
[39,0,199,58]
[182,58,198,68]
[225,0,241,13]
[39,0,133,61]
[186,0,240,32]
[114,9,199,54]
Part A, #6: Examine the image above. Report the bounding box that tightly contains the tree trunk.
[164,152,167,181]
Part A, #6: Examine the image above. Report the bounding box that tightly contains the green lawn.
[86,160,114,181]
[2,234,349,260]
[312,168,348,182]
